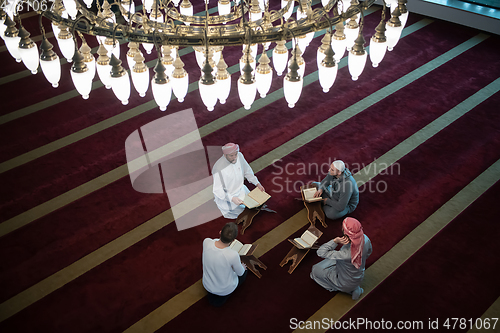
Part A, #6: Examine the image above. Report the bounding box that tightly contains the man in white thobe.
[212,143,265,219]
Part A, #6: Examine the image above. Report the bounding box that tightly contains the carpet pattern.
[0,2,499,333]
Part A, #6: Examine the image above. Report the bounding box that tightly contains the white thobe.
[212,152,259,219]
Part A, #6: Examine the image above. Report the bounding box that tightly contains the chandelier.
[0,0,409,111]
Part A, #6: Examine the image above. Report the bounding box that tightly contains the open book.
[243,187,271,209]
[291,230,319,249]
[229,239,253,256]
[302,187,323,203]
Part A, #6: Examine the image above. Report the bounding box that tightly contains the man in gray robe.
[311,217,372,300]
[313,160,359,220]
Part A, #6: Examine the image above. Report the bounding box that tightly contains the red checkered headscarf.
[343,217,364,269]
[222,143,239,155]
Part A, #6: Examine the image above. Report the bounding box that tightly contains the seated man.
[313,160,359,220]
[310,217,372,300]
[202,222,248,307]
[212,143,265,219]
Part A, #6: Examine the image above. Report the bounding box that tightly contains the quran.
[290,230,319,249]
[243,187,271,209]
[302,187,323,203]
[229,239,253,256]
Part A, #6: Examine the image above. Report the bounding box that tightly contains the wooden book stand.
[240,244,267,278]
[301,184,327,228]
[280,226,323,274]
[236,204,276,234]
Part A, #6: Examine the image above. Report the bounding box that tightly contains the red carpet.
[0,3,499,333]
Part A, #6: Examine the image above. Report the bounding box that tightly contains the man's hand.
[232,197,244,205]
[257,183,265,192]
[334,236,350,245]
[314,189,323,198]
[242,262,248,270]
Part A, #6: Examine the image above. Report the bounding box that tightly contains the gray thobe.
[311,235,372,294]
[315,168,359,220]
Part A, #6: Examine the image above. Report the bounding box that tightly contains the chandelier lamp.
[0,0,408,111]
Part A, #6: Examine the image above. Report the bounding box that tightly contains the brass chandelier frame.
[39,0,375,48]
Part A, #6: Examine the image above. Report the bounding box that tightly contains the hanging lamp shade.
[385,0,398,8]
[104,37,120,59]
[80,41,96,81]
[258,0,265,13]
[344,18,359,51]
[294,34,309,55]
[283,56,303,108]
[143,0,154,12]
[215,53,231,104]
[52,22,61,40]
[109,54,131,105]
[339,0,350,13]
[261,16,273,51]
[348,33,367,81]
[51,0,66,38]
[386,7,403,51]
[39,35,61,88]
[239,45,256,75]
[121,0,136,21]
[172,0,181,6]
[180,0,193,25]
[0,14,7,40]
[281,0,294,21]
[57,25,75,62]
[101,0,116,22]
[212,45,223,66]
[96,43,112,89]
[3,15,22,62]
[318,43,337,93]
[193,46,206,69]
[317,33,331,69]
[238,52,257,110]
[347,0,361,24]
[151,59,172,111]
[255,50,273,98]
[71,49,92,99]
[250,0,262,21]
[83,0,93,8]
[142,42,154,54]
[288,46,305,77]
[369,20,387,68]
[171,49,189,102]
[218,0,231,19]
[18,25,39,74]
[62,0,78,19]
[150,0,164,23]
[398,0,409,28]
[199,56,218,111]
[126,42,140,70]
[241,44,258,64]
[331,21,347,63]
[161,45,175,78]
[273,40,288,76]
[131,52,150,97]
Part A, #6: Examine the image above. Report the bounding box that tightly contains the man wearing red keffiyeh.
[310,217,373,300]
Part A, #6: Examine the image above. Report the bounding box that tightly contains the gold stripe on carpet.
[468,297,500,333]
